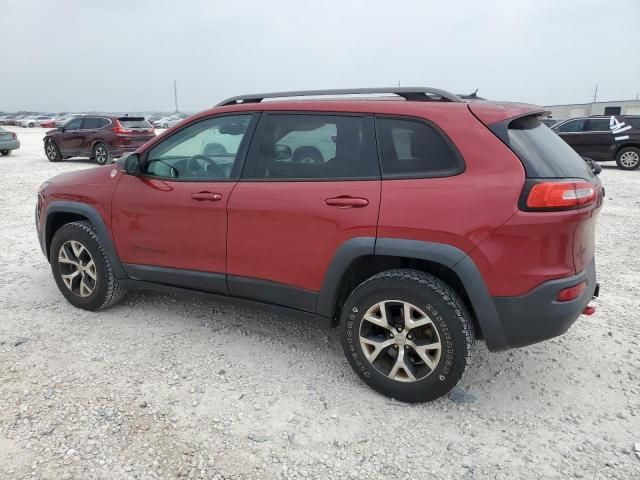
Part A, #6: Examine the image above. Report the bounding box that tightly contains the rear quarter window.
[375,117,463,178]
[507,116,595,179]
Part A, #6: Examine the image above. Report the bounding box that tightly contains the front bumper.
[491,259,597,349]
[0,139,20,151]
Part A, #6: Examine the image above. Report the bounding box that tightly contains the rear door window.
[81,117,100,129]
[375,117,463,178]
[246,114,378,180]
[96,118,111,128]
[583,119,611,132]
[507,116,595,179]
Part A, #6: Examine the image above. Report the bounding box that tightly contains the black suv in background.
[44,116,155,165]
[552,115,640,170]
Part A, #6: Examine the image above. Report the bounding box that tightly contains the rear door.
[581,118,614,160]
[553,118,587,155]
[80,117,100,155]
[226,112,380,312]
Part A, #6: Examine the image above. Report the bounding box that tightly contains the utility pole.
[174,80,179,113]
[592,84,598,103]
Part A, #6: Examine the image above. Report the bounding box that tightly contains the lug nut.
[405,345,410,349]
[407,334,412,340]
[396,327,402,333]
[389,333,394,338]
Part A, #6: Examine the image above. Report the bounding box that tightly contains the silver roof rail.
[216,87,464,107]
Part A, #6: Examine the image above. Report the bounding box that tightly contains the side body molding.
[43,201,127,279]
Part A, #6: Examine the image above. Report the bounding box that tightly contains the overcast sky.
[1,0,639,113]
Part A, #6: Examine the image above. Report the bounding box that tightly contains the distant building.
[544,99,640,119]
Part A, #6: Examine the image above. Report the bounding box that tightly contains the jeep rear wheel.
[616,147,640,170]
[50,221,126,311]
[340,269,473,403]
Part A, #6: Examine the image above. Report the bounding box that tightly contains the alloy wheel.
[359,300,442,382]
[45,143,57,160]
[620,151,639,168]
[58,240,97,297]
[95,146,107,164]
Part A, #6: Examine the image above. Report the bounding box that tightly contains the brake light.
[526,181,596,210]
[111,120,132,135]
[556,282,587,302]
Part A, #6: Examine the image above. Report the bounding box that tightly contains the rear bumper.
[0,139,20,150]
[490,259,597,350]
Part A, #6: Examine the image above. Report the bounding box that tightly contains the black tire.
[340,268,474,403]
[0,150,9,156]
[93,143,110,165]
[292,146,323,164]
[44,139,61,162]
[616,147,640,170]
[50,221,126,311]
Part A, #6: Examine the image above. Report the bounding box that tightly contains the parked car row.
[151,114,189,129]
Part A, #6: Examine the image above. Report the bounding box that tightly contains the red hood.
[49,164,121,187]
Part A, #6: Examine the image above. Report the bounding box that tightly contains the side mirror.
[58,126,65,132]
[121,153,141,175]
[274,144,292,161]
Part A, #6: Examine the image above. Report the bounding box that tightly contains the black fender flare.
[43,201,126,279]
[316,237,509,351]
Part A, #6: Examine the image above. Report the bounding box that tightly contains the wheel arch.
[44,201,126,279]
[317,237,509,351]
[615,143,640,156]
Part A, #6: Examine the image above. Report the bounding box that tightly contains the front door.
[58,116,84,155]
[227,113,381,311]
[555,118,586,156]
[111,113,257,293]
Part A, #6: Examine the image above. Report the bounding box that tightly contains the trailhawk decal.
[610,116,632,141]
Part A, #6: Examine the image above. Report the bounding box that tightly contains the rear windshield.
[507,116,594,179]
[118,117,152,129]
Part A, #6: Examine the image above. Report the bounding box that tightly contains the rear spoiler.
[468,102,550,144]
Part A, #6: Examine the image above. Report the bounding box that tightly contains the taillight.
[12,132,16,139]
[111,120,132,135]
[524,180,596,210]
[556,281,587,302]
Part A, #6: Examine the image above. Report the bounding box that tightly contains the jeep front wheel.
[340,269,474,403]
[50,221,126,311]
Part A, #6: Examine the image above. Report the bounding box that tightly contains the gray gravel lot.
[1,127,639,479]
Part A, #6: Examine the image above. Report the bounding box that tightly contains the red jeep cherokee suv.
[43,115,155,165]
[36,88,602,402]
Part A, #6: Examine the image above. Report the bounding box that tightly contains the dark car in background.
[552,115,640,170]
[43,115,155,164]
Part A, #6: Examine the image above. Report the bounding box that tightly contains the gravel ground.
[0,126,639,480]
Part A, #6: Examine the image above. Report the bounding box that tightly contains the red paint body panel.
[111,175,234,273]
[227,180,380,291]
